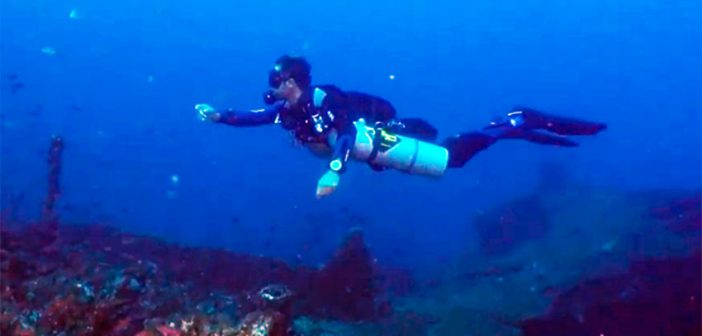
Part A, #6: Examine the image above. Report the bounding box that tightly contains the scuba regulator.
[263,90,278,105]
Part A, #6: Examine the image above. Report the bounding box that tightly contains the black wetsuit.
[216,85,607,172]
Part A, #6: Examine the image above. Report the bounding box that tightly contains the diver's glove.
[195,103,221,122]
[315,170,340,199]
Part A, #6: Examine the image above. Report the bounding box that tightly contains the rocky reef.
[1,138,699,336]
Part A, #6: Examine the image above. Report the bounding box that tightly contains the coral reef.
[0,222,406,335]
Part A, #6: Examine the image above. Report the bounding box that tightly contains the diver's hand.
[315,170,340,199]
[195,103,221,122]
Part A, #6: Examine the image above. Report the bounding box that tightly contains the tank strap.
[407,139,420,172]
[367,123,385,163]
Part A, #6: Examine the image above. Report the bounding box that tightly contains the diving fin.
[519,130,579,147]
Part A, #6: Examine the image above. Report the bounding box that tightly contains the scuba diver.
[196,55,606,198]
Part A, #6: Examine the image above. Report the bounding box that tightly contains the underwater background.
[1,0,700,335]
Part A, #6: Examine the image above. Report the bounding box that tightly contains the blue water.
[1,0,700,270]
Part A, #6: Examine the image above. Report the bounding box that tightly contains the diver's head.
[264,55,311,105]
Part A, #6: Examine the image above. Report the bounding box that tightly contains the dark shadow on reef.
[394,160,701,336]
[520,251,701,336]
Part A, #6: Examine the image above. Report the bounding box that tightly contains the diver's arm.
[313,96,358,198]
[315,114,356,199]
[327,110,357,174]
[217,104,281,126]
[196,103,281,127]
[328,130,354,173]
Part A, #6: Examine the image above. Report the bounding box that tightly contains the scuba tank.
[349,119,449,177]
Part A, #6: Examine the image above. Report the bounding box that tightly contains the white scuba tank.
[348,118,449,177]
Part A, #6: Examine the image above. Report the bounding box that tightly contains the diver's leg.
[487,107,607,136]
[443,132,497,168]
[442,128,579,169]
[442,106,606,168]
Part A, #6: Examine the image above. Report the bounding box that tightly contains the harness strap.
[367,123,385,163]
